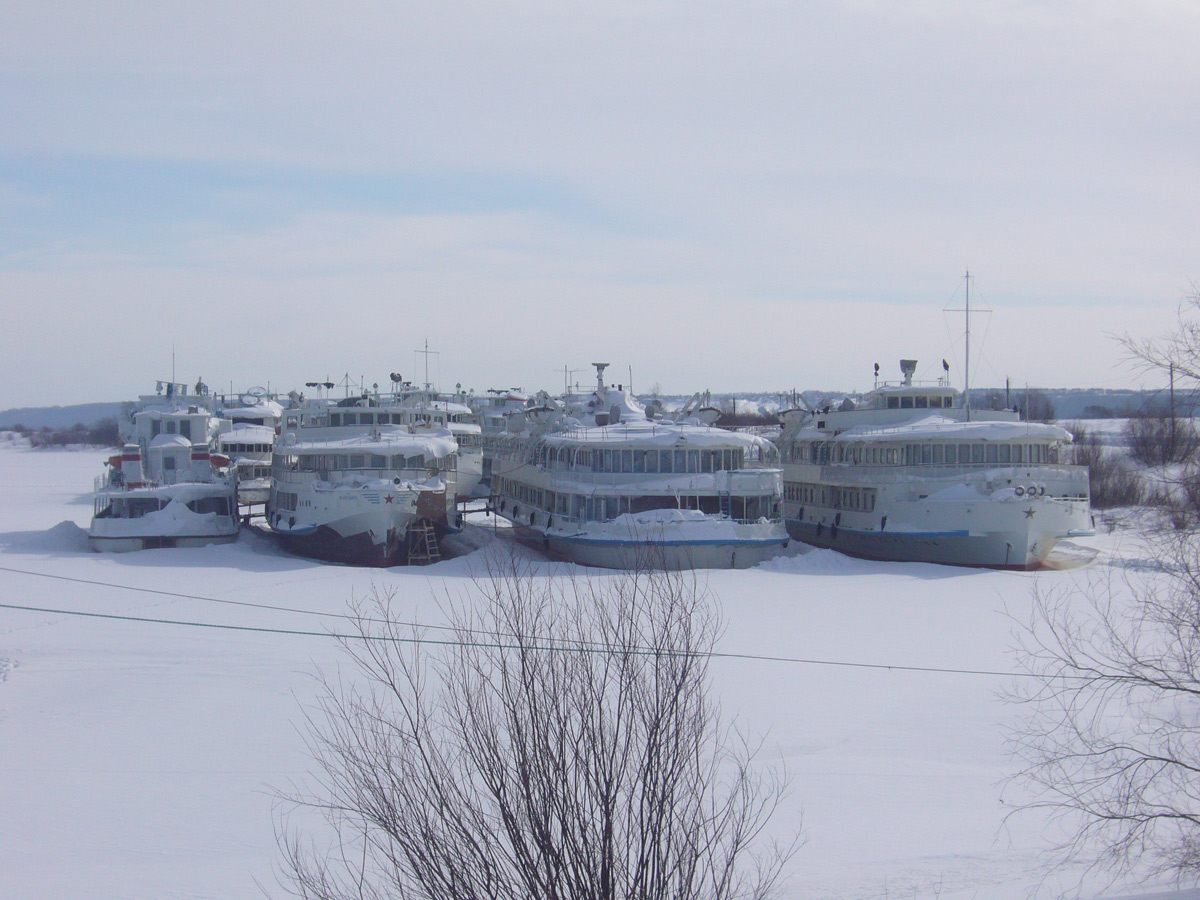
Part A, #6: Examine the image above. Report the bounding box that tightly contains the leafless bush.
[277,560,798,900]
[1125,413,1200,466]
[1067,423,1143,509]
[1007,532,1200,885]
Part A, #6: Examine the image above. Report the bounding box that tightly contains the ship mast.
[963,269,971,421]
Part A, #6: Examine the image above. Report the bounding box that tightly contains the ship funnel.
[120,443,144,487]
[592,363,609,393]
[900,359,918,386]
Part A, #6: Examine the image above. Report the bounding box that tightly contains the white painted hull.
[783,463,1093,569]
[269,479,453,565]
[89,483,240,553]
[89,532,239,553]
[511,517,790,571]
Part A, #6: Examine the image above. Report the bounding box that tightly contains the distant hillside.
[0,402,126,429]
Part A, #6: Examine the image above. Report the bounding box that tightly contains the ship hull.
[511,522,789,571]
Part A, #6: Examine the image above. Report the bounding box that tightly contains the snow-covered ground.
[0,445,1180,900]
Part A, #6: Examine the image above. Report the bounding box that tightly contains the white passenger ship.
[90,387,239,552]
[267,426,458,566]
[488,364,789,570]
[280,383,483,502]
[774,359,1093,569]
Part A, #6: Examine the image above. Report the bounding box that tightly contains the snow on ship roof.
[541,419,774,451]
[148,434,195,449]
[818,415,1072,442]
[281,427,457,457]
[219,423,275,442]
[220,400,284,419]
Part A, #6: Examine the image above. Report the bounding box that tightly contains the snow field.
[0,446,1169,899]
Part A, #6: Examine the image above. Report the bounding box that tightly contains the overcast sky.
[2,1,1197,408]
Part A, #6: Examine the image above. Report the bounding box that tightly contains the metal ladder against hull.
[719,492,732,518]
[407,518,442,566]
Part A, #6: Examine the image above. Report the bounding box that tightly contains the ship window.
[643,450,658,473]
[999,444,1011,463]
[163,456,176,470]
[605,498,619,520]
[887,396,900,409]
[687,450,699,473]
[921,445,932,465]
[701,451,713,473]
[915,396,928,409]
[370,454,386,468]
[633,450,646,473]
[933,444,944,464]
[972,444,984,464]
[349,455,366,468]
[986,444,998,464]
[166,421,177,434]
[674,449,686,473]
[180,420,192,439]
[622,449,634,473]
[408,455,424,468]
[901,396,914,409]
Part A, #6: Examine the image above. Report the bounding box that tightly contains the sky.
[1,1,1198,408]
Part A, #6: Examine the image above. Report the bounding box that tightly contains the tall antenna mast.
[964,269,971,421]
[414,340,440,392]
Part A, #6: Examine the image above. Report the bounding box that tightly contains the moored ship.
[488,364,789,570]
[774,359,1093,569]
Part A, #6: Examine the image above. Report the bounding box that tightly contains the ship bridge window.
[187,496,231,516]
[887,396,900,409]
[370,454,387,468]
[972,444,984,464]
[986,445,998,464]
[901,396,914,409]
[999,444,1011,464]
[915,396,928,409]
[932,444,944,464]
[645,450,659,473]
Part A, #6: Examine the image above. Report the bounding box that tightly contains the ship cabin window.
[915,396,928,409]
[986,444,998,464]
[329,413,342,426]
[180,420,192,439]
[887,396,900,409]
[166,421,177,434]
[999,445,1011,463]
[370,454,387,468]
[900,396,914,409]
[932,444,943,464]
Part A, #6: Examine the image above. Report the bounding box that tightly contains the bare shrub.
[1067,423,1143,509]
[277,561,798,900]
[1007,531,1200,885]
[1125,413,1200,466]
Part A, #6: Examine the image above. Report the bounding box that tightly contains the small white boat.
[90,394,238,552]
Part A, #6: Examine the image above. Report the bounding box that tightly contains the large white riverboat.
[774,359,1093,569]
[90,389,238,552]
[488,364,789,570]
[267,427,458,565]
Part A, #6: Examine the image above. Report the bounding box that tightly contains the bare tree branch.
[276,556,800,900]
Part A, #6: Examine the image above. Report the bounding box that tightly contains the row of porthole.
[1015,484,1046,498]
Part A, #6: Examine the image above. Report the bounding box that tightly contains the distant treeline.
[4,419,121,448]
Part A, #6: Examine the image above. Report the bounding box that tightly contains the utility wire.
[0,596,1052,680]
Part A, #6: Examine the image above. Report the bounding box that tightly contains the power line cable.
[0,597,1060,680]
